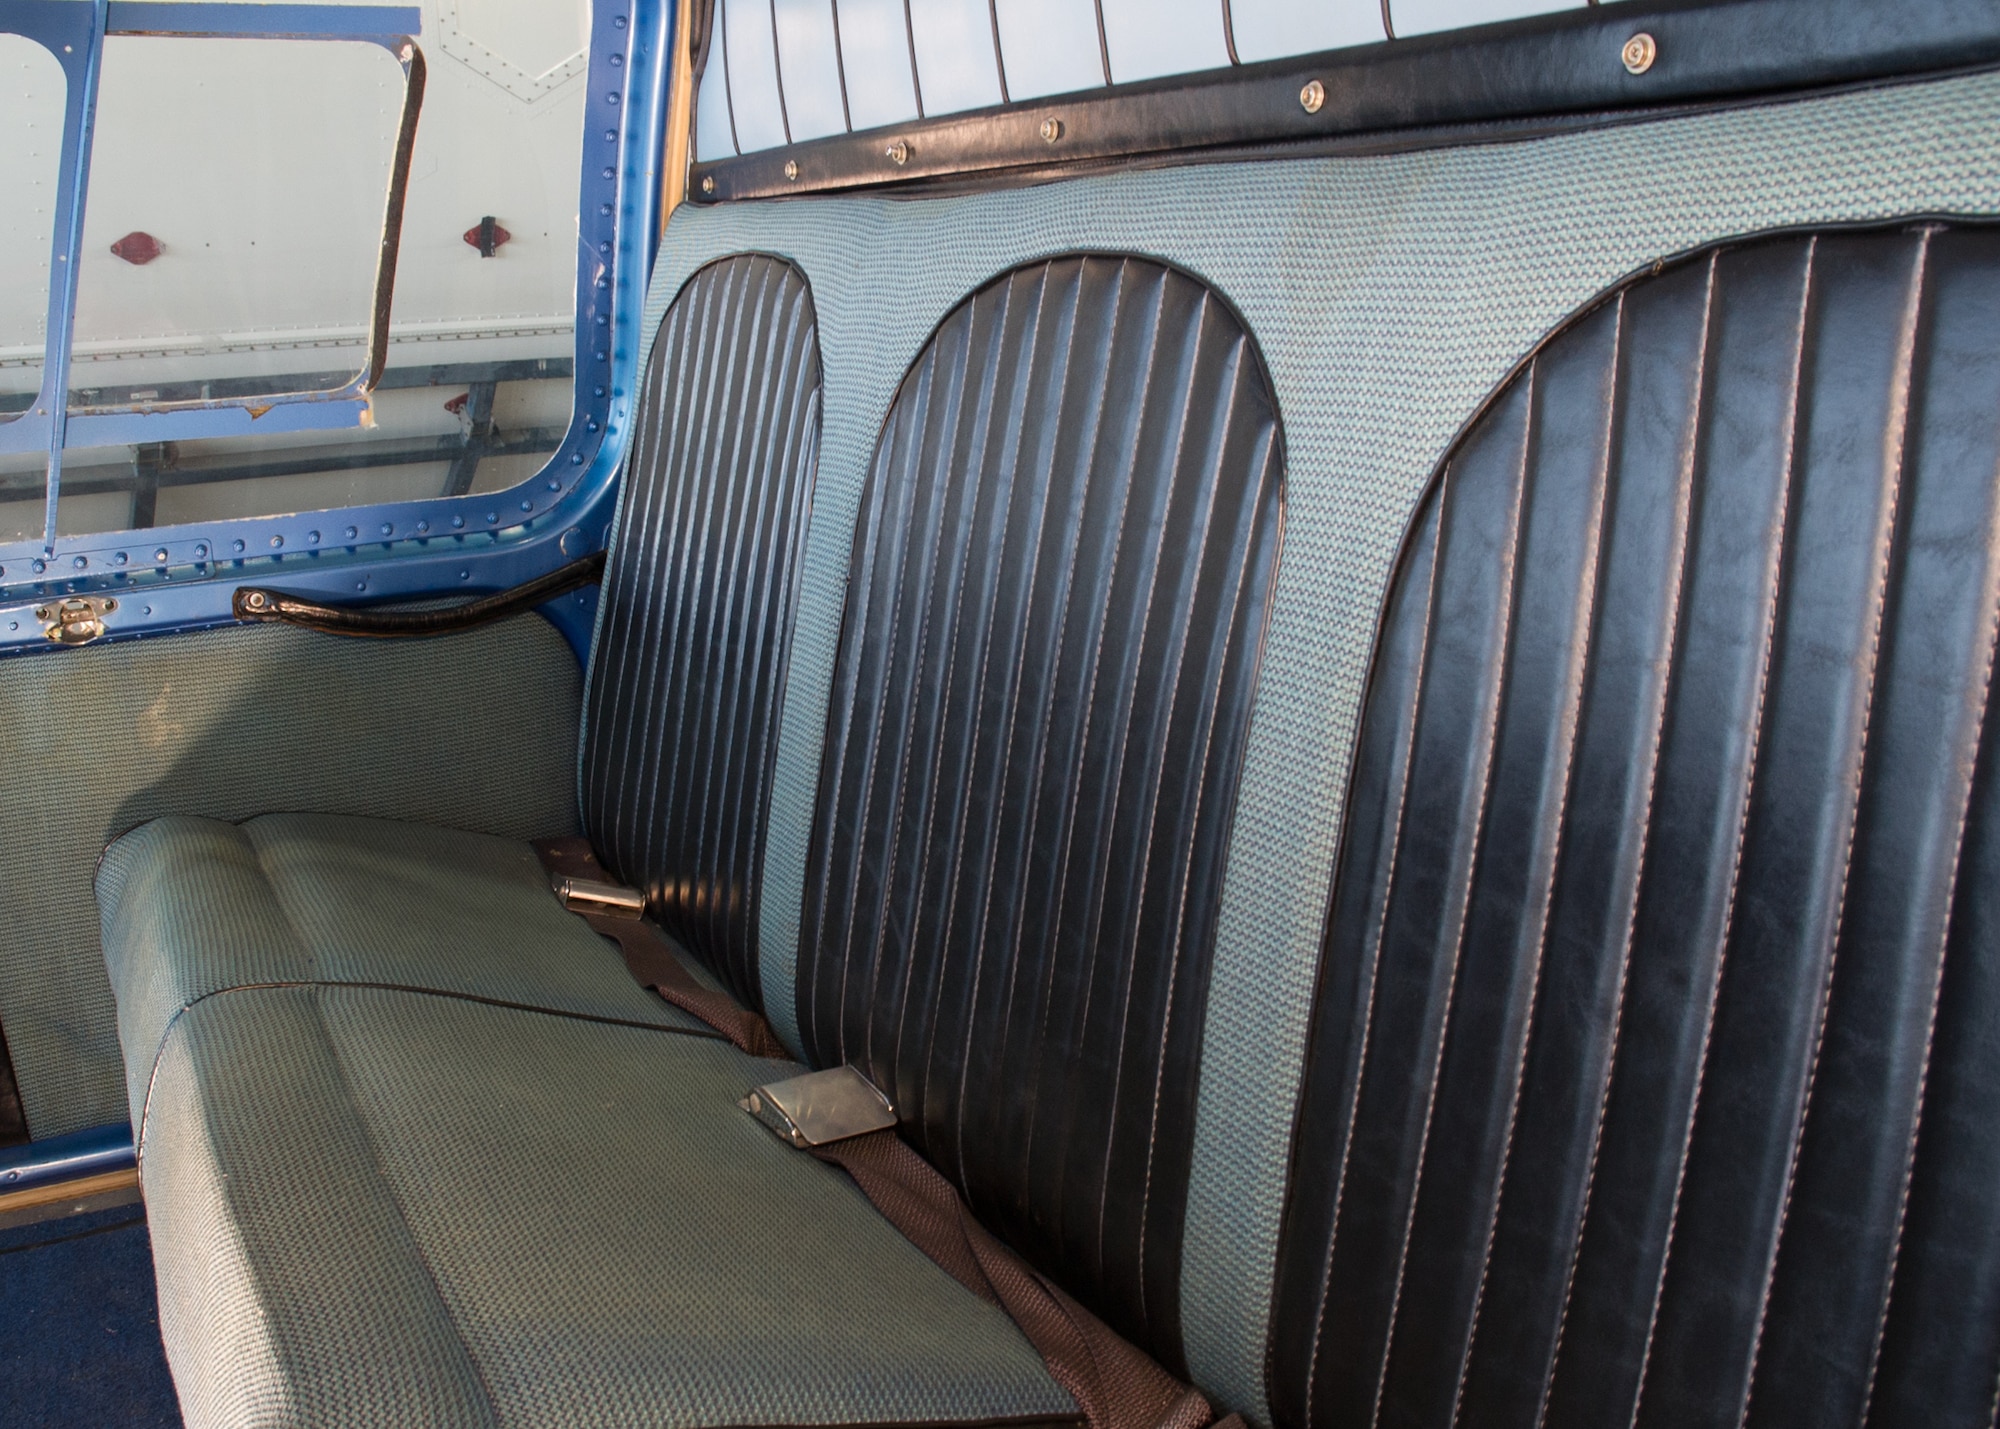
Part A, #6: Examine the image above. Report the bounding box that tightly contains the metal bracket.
[742,1066,897,1148]
[34,595,117,646]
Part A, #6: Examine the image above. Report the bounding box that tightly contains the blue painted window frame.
[0,0,674,658]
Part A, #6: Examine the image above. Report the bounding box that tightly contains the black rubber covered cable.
[231,549,606,639]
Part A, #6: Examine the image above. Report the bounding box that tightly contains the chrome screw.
[701,174,715,194]
[1622,32,1656,74]
[1040,117,1063,143]
[784,159,799,180]
[1299,79,1325,114]
[886,139,909,166]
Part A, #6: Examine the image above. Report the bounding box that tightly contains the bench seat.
[99,813,1074,1429]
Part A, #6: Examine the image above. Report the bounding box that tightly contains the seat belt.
[533,837,1243,1429]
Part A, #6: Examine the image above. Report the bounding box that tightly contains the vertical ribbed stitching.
[1736,230,1929,1427]
[1302,486,1449,1423]
[1023,262,1162,1272]
[1369,368,1536,1429]
[1125,319,1260,1334]
[1857,305,2000,1429]
[950,262,1085,1184]
[914,272,1033,1151]
[1625,236,1820,1429]
[995,258,1125,1210]
[1452,306,1623,1429]
[1085,287,1218,1287]
[889,280,1010,1093]
[1536,266,1715,1429]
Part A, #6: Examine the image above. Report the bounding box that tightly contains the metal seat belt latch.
[741,1066,897,1148]
[551,875,646,920]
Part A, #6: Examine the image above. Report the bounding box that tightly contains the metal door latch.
[35,596,117,646]
[742,1066,897,1148]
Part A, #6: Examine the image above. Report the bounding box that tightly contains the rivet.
[460,569,470,580]
[231,539,245,553]
[486,512,498,524]
[1299,79,1325,114]
[1040,117,1063,143]
[356,580,367,591]
[701,175,715,194]
[1622,32,1656,74]
[269,534,283,548]
[71,555,86,569]
[609,52,623,67]
[784,159,798,180]
[451,515,466,529]
[308,530,321,545]
[344,526,359,541]
[416,520,430,534]
[380,522,394,537]
[246,591,267,609]
[194,543,209,558]
[113,552,127,566]
[885,139,909,166]
[520,499,534,512]
[30,559,44,574]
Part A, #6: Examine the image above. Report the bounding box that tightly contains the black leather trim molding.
[800,255,1285,1371]
[690,0,2000,203]
[580,254,821,1010]
[1269,219,2000,1429]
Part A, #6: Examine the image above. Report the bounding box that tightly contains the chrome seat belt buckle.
[552,875,646,920]
[741,1066,897,1148]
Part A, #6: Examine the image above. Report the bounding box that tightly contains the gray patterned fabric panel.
[1270,223,2000,1429]
[141,982,1073,1429]
[582,254,821,1009]
[800,255,1283,1370]
[97,814,708,1128]
[0,615,581,1139]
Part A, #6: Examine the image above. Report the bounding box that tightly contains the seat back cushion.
[1269,221,2000,1429]
[800,254,1285,1370]
[582,253,821,1007]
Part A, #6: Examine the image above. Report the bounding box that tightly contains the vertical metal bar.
[441,381,498,496]
[129,441,168,527]
[41,0,110,554]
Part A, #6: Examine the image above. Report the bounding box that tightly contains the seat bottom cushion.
[101,816,1075,1429]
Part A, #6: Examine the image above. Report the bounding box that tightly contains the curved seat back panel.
[1271,222,2000,1429]
[582,254,822,1007]
[801,254,1284,1366]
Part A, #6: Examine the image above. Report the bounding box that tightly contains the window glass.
[1229,0,1384,60]
[1098,0,1229,84]
[56,0,590,538]
[834,0,919,130]
[773,0,846,142]
[909,0,1002,114]
[0,34,65,427]
[994,0,1104,102]
[1389,0,1582,37]
[68,36,403,408]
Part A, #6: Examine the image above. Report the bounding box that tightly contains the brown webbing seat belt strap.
[532,837,789,1060]
[533,834,1241,1429]
[809,1129,1240,1429]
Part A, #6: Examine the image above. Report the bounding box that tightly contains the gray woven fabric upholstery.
[144,984,1073,1429]
[0,615,581,1139]
[108,818,1074,1428]
[630,68,2000,1417]
[98,814,708,1127]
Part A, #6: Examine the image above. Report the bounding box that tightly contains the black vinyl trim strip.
[690,0,2000,202]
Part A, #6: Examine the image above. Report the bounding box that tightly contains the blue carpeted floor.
[0,1205,181,1426]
